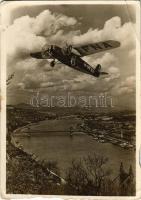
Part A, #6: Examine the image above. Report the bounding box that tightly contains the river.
[14,118,135,178]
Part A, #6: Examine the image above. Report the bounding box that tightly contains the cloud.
[84,52,117,69]
[71,16,136,51]
[83,52,120,83]
[7,10,136,108]
[111,76,135,95]
[21,74,41,89]
[6,9,77,62]
[6,16,46,61]
[7,14,135,66]
[33,10,77,37]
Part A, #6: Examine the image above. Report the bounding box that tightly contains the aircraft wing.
[30,51,53,59]
[73,40,120,57]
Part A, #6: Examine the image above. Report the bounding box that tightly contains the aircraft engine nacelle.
[62,44,72,55]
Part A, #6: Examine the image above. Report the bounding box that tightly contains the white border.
[0,1,140,199]
[135,1,141,199]
[0,1,6,198]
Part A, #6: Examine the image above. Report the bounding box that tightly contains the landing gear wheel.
[50,60,55,67]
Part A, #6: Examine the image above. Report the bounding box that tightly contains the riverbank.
[6,106,135,195]
[15,118,135,179]
[6,128,135,195]
[7,139,66,194]
[12,125,66,183]
[7,115,66,194]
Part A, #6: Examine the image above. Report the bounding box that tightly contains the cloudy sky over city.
[5,3,137,109]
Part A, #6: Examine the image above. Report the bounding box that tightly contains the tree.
[65,154,112,195]
[84,153,111,195]
[65,159,89,195]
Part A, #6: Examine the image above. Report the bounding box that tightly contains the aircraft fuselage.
[48,45,96,76]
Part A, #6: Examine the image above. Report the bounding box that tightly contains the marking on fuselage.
[84,63,94,73]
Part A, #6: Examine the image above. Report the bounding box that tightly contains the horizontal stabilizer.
[100,72,109,75]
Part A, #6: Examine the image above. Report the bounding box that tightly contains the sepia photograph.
[0,1,140,198]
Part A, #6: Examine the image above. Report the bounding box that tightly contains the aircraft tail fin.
[94,64,108,77]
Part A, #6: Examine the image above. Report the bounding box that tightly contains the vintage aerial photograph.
[2,1,139,197]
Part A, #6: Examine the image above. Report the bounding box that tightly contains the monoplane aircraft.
[30,40,120,77]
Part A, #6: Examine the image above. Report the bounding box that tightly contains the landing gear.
[50,60,55,67]
[71,55,77,67]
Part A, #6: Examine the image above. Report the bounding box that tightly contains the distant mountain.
[14,103,34,109]
[7,103,135,113]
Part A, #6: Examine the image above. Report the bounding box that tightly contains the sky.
[5,3,137,110]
